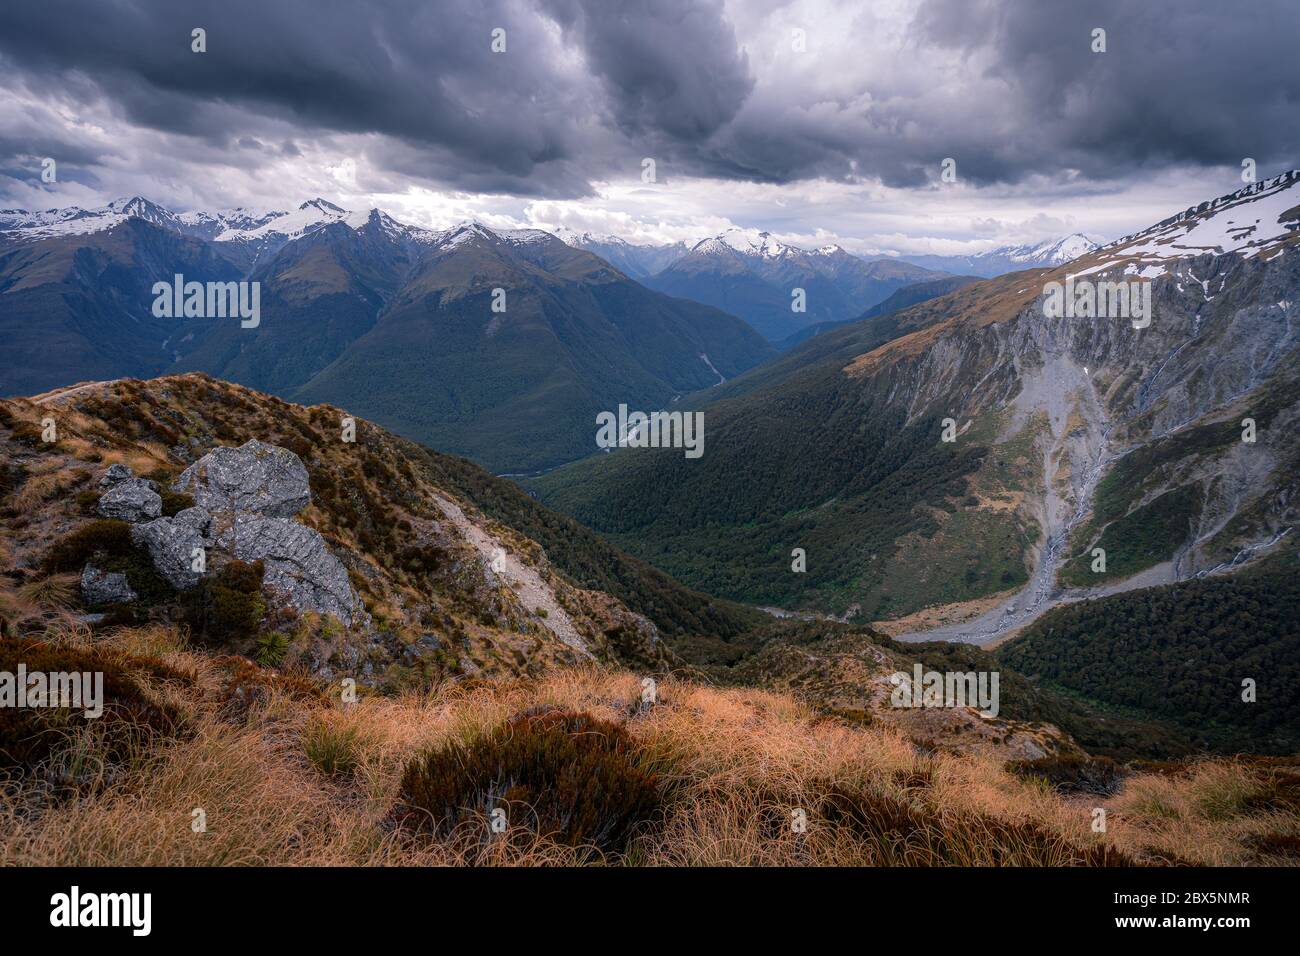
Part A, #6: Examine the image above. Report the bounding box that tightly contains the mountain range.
[0,195,1103,471]
[530,171,1300,652]
[896,234,1101,277]
[640,228,950,341]
[0,200,774,472]
[2,176,1299,869]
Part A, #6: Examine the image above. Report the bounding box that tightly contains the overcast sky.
[1,0,1297,255]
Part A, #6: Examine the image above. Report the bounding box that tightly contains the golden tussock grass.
[0,627,1295,867]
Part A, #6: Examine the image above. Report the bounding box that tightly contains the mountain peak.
[299,198,346,214]
[1076,168,1300,277]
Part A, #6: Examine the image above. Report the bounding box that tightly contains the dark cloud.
[909,0,1300,180]
[0,0,1295,205]
[540,0,753,141]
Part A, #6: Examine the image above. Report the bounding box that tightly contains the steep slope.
[532,173,1300,640]
[292,225,773,472]
[168,212,418,392]
[644,229,948,341]
[7,371,1293,779]
[0,373,770,679]
[0,217,244,396]
[998,553,1300,756]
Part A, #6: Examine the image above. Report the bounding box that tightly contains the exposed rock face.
[209,512,359,626]
[80,564,137,605]
[98,463,134,488]
[97,477,162,522]
[122,441,360,626]
[174,439,311,518]
[131,509,210,591]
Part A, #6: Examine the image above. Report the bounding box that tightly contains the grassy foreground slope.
[3,624,1298,866]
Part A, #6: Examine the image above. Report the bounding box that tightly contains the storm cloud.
[0,0,1295,246]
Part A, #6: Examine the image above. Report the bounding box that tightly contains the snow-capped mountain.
[0,196,443,266]
[553,228,689,279]
[897,233,1101,277]
[1072,170,1300,278]
[0,196,188,239]
[644,227,948,341]
[0,199,774,472]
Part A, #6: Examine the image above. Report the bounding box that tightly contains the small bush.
[0,639,184,773]
[816,783,1135,866]
[254,631,289,668]
[392,707,661,858]
[303,717,365,776]
[42,520,135,573]
[44,519,174,607]
[1007,754,1123,796]
[212,655,326,721]
[184,560,266,645]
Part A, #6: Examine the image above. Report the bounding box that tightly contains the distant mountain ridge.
[552,228,689,279]
[642,227,951,341]
[895,234,1101,277]
[0,197,774,471]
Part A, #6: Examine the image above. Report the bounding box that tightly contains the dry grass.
[17,573,79,610]
[0,626,1295,867]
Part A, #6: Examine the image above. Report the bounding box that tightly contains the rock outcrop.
[80,564,137,605]
[210,512,359,625]
[98,463,134,488]
[174,439,311,517]
[95,444,360,627]
[97,476,162,522]
[131,507,211,592]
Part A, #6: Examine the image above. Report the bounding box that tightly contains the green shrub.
[392,707,661,858]
[42,520,135,572]
[254,631,289,668]
[43,520,176,608]
[184,560,266,645]
[303,719,364,776]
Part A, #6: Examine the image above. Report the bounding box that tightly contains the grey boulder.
[80,564,137,605]
[210,513,358,626]
[98,463,134,488]
[175,439,311,518]
[131,511,210,591]
[97,478,162,523]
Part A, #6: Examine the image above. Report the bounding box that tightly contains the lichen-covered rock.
[80,564,137,605]
[97,477,162,523]
[98,463,134,488]
[174,440,310,518]
[131,512,209,591]
[210,513,359,626]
